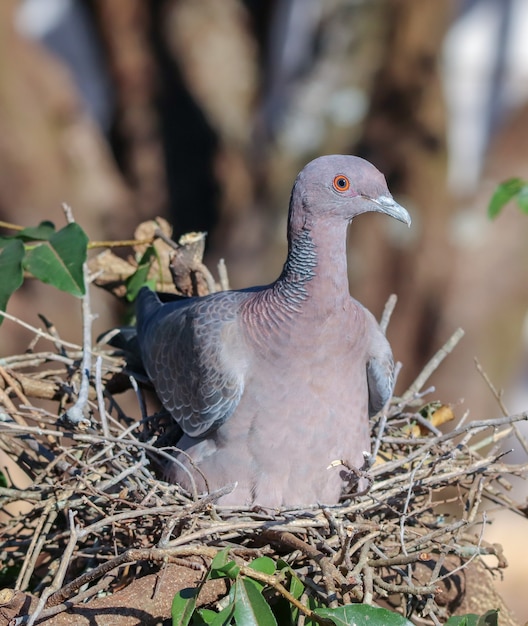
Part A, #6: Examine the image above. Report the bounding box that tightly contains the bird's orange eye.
[333,175,350,192]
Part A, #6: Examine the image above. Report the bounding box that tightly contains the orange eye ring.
[333,175,350,192]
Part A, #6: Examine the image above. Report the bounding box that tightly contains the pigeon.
[136,155,411,507]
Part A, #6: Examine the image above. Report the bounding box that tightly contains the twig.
[0,310,81,350]
[373,575,437,596]
[400,453,430,557]
[37,314,67,356]
[218,258,230,291]
[380,294,398,334]
[62,263,92,427]
[366,413,528,481]
[401,328,465,403]
[129,375,147,422]
[350,536,374,586]
[153,227,179,251]
[435,513,488,583]
[237,565,334,625]
[88,237,154,249]
[195,262,217,294]
[0,219,25,231]
[26,510,80,625]
[62,203,75,224]
[95,356,109,439]
[31,575,121,622]
[0,379,27,426]
[371,413,388,464]
[422,553,446,622]
[362,563,373,604]
[475,357,528,456]
[16,503,58,591]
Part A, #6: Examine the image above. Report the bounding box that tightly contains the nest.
[1,223,527,626]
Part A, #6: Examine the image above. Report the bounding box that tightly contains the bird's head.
[294,154,411,227]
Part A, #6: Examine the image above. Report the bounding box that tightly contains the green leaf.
[210,548,231,573]
[209,550,239,581]
[195,609,219,625]
[276,560,304,600]
[445,616,480,626]
[515,185,528,213]
[0,221,56,247]
[246,556,276,592]
[315,604,414,626]
[23,222,88,297]
[16,221,56,241]
[172,587,199,626]
[288,573,304,601]
[304,595,327,626]
[208,602,235,626]
[277,562,304,624]
[212,561,240,580]
[233,578,277,626]
[248,557,276,576]
[275,561,306,624]
[172,549,238,625]
[478,610,499,626]
[488,178,525,218]
[0,240,25,322]
[445,617,476,626]
[126,245,156,302]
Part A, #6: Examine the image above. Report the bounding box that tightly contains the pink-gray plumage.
[136,155,411,508]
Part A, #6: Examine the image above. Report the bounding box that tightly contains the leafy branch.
[0,215,158,325]
[488,178,528,219]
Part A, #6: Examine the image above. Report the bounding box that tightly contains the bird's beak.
[370,195,411,227]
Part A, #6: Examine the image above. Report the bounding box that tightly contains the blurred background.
[1,0,528,617]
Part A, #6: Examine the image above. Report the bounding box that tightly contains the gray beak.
[370,195,411,227]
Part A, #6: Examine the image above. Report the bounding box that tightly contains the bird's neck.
[275,215,351,307]
[240,216,352,349]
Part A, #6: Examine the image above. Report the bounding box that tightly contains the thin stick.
[0,219,24,231]
[218,258,230,291]
[475,357,528,456]
[95,356,109,439]
[37,314,67,356]
[62,203,75,224]
[0,310,81,350]
[63,263,92,427]
[0,380,27,426]
[88,238,153,249]
[380,294,397,334]
[400,453,430,557]
[401,327,465,403]
[16,504,57,591]
[26,510,80,625]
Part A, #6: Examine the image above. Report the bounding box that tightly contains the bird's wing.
[137,288,247,437]
[363,309,395,417]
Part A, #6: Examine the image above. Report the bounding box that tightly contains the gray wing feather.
[366,354,394,417]
[363,309,395,417]
[136,288,247,437]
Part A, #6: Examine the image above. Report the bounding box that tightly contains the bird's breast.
[241,290,366,358]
